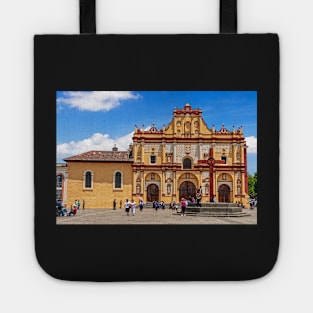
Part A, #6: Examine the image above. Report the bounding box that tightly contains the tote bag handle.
[80,0,237,34]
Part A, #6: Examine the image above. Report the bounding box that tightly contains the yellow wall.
[66,162,133,209]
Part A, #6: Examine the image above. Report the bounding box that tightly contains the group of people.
[124,199,144,216]
[152,201,165,210]
[56,199,85,217]
[249,197,257,209]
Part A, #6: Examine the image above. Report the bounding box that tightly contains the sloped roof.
[64,150,132,162]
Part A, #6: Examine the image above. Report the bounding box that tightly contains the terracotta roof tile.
[64,151,132,162]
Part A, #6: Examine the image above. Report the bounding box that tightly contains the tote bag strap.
[79,0,237,34]
[220,0,237,33]
[80,0,96,34]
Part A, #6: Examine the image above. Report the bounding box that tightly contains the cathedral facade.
[64,103,249,208]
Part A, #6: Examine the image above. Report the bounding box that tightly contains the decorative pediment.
[218,124,229,134]
[174,103,202,116]
[148,123,158,133]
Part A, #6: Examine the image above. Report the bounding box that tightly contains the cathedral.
[63,103,249,208]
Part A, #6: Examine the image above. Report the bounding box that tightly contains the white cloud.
[246,136,257,154]
[57,126,152,161]
[57,132,133,160]
[57,91,140,112]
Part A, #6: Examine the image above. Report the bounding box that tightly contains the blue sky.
[57,91,257,174]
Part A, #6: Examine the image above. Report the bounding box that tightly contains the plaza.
[56,207,257,225]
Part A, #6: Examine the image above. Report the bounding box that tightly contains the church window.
[114,171,122,189]
[150,155,156,164]
[56,174,62,188]
[221,156,227,164]
[183,158,192,169]
[84,170,93,189]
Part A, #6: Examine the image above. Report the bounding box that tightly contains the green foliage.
[248,172,257,196]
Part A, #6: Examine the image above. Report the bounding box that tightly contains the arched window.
[114,172,122,188]
[183,158,192,169]
[84,171,93,189]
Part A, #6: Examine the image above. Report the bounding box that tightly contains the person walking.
[139,200,144,212]
[125,199,130,216]
[131,199,136,216]
[181,198,187,216]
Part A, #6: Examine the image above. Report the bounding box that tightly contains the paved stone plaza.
[56,207,257,225]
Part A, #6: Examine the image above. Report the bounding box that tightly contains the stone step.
[182,212,251,217]
[187,202,241,208]
[185,207,242,213]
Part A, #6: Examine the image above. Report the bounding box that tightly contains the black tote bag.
[34,0,279,281]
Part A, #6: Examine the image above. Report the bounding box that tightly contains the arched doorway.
[218,184,230,203]
[179,181,196,200]
[147,184,159,202]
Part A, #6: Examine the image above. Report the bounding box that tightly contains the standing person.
[212,195,216,203]
[196,186,202,207]
[124,199,130,216]
[120,200,122,209]
[56,199,63,216]
[139,200,144,212]
[175,202,179,212]
[181,198,187,216]
[154,201,159,211]
[77,200,80,210]
[113,199,117,210]
[82,199,85,210]
[131,199,136,216]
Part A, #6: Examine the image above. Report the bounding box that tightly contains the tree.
[253,172,257,195]
[248,172,257,196]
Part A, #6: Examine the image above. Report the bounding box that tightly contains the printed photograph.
[56,91,257,225]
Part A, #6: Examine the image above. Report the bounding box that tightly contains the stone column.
[162,142,166,163]
[173,143,177,163]
[140,170,144,198]
[132,170,137,198]
[232,143,236,163]
[241,143,245,164]
[173,171,177,200]
[199,143,203,160]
